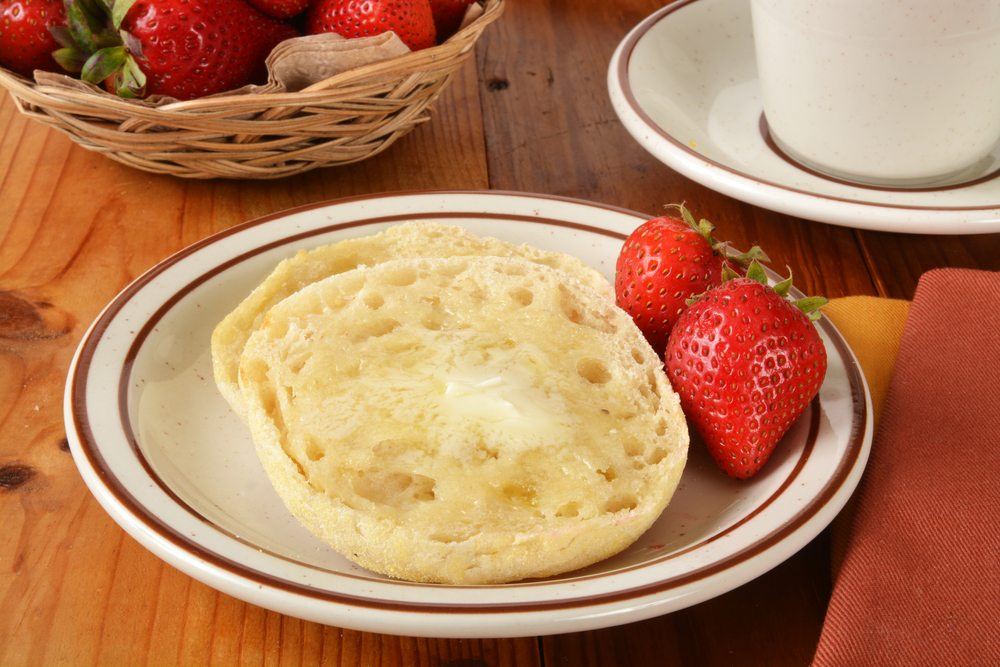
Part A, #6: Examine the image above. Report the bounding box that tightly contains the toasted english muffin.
[213,221,612,416]
[238,257,688,584]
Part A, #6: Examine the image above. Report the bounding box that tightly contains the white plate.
[608,0,1000,235]
[65,191,872,638]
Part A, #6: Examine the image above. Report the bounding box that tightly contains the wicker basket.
[0,0,503,180]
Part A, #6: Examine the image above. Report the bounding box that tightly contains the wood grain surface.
[1,0,997,665]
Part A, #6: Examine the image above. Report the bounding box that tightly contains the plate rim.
[607,0,1000,232]
[65,189,872,622]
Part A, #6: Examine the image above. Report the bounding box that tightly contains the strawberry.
[0,0,65,76]
[308,0,436,52]
[615,204,765,353]
[429,0,473,41]
[246,0,308,20]
[53,0,297,100]
[665,262,828,479]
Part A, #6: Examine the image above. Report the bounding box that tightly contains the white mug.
[751,0,1000,187]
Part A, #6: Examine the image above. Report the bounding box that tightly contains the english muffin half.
[238,257,688,584]
[213,222,612,417]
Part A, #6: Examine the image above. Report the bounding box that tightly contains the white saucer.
[608,0,1000,235]
[65,191,871,637]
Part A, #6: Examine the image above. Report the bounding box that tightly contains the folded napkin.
[814,269,1000,666]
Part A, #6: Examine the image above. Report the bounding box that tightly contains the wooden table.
[1,1,997,664]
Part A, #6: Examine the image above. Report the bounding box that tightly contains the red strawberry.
[246,0,308,19]
[665,262,828,479]
[429,0,473,41]
[54,0,297,100]
[308,0,436,52]
[615,204,765,353]
[0,0,64,76]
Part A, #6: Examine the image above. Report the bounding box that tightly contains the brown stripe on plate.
[615,0,1000,212]
[69,190,868,613]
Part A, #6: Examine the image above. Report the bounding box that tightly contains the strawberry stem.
[665,203,770,270]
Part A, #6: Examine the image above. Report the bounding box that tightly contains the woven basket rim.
[0,0,503,112]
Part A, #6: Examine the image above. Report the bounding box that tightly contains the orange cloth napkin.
[814,269,1000,666]
[822,296,910,421]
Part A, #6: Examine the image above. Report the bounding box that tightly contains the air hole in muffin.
[259,387,281,427]
[578,358,611,384]
[623,439,644,457]
[604,494,638,513]
[422,311,444,331]
[647,370,662,399]
[438,260,468,277]
[286,355,307,374]
[351,318,399,341]
[510,287,534,307]
[501,481,536,506]
[631,347,645,364]
[265,317,289,341]
[363,292,385,310]
[241,359,268,386]
[560,294,584,324]
[385,338,421,354]
[305,441,325,461]
[430,528,473,544]
[598,467,617,482]
[655,419,668,437]
[556,502,580,518]
[410,474,436,501]
[646,447,667,465]
[352,471,412,505]
[557,286,616,333]
[499,262,528,276]
[382,266,417,286]
[476,442,499,460]
[317,293,347,315]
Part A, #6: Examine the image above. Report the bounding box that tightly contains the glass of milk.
[750,0,1000,187]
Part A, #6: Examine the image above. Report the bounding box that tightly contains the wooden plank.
[855,230,1000,299]
[0,59,539,666]
[473,1,878,665]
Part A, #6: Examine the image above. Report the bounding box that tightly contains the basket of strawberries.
[0,0,503,178]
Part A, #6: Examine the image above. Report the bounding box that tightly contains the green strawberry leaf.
[81,46,127,85]
[795,296,828,321]
[697,218,715,239]
[48,25,77,49]
[745,260,768,285]
[65,0,100,52]
[728,244,771,266]
[120,29,144,57]
[670,203,697,230]
[52,47,88,73]
[78,0,106,16]
[116,55,146,97]
[93,27,121,50]
[721,263,741,282]
[112,0,140,29]
[772,268,793,297]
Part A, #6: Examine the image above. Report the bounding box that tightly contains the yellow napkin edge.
[824,296,910,423]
